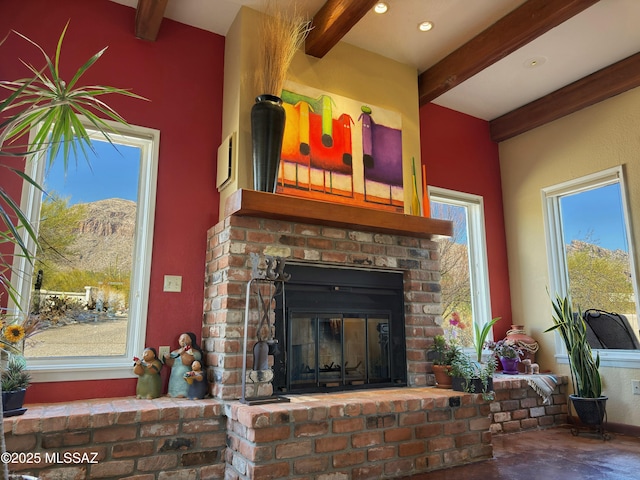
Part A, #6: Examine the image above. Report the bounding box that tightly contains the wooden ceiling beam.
[135,0,169,41]
[490,52,640,142]
[417,0,599,106]
[306,0,378,58]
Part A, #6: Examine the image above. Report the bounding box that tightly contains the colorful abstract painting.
[277,82,404,212]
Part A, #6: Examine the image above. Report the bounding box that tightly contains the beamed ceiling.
[131,0,640,142]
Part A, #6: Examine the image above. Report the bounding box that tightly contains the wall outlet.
[159,346,170,360]
[163,275,182,292]
[633,380,640,395]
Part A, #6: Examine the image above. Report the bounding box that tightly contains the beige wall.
[500,86,640,426]
[217,7,421,220]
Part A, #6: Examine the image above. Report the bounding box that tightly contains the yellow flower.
[3,324,25,343]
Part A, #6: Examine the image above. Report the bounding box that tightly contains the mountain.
[66,198,136,274]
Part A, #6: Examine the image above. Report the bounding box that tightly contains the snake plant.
[546,293,602,398]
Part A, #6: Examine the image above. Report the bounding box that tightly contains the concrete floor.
[405,427,640,479]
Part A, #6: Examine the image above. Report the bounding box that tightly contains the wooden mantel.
[224,189,453,239]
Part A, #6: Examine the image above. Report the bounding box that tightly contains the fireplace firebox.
[272,264,406,394]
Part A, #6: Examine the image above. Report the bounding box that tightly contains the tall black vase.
[251,94,286,193]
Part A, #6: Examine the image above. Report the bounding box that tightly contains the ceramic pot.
[251,94,286,193]
[499,356,519,374]
[505,325,539,372]
[2,388,27,417]
[432,364,453,389]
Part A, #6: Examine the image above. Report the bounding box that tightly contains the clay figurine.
[133,347,163,399]
[184,360,208,399]
[163,332,203,398]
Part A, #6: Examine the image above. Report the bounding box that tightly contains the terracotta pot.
[505,325,539,372]
[432,364,453,389]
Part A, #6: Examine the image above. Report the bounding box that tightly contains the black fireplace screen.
[273,264,406,394]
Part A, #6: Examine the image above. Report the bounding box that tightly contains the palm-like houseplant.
[0,23,141,479]
[546,293,606,426]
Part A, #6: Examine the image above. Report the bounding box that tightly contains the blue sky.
[44,139,140,205]
[560,183,628,252]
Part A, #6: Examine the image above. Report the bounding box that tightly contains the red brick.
[93,425,137,443]
[399,441,426,457]
[294,456,330,474]
[294,422,329,437]
[415,423,442,438]
[351,431,382,448]
[316,436,348,453]
[249,461,290,479]
[367,445,395,461]
[137,454,178,472]
[112,440,154,458]
[384,459,414,477]
[352,465,385,480]
[140,422,179,437]
[89,460,135,478]
[332,417,364,433]
[399,411,426,426]
[455,432,481,447]
[427,409,451,422]
[428,436,455,451]
[453,406,479,419]
[384,427,412,442]
[275,440,312,459]
[333,450,365,468]
[248,425,291,443]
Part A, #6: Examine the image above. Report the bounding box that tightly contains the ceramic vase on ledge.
[251,94,286,193]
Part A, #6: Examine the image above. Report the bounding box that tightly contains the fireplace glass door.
[273,264,406,394]
[289,313,391,389]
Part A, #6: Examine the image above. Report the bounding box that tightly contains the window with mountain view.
[14,122,159,381]
[429,187,493,349]
[543,166,640,350]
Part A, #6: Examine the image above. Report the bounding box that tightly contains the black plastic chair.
[582,309,640,350]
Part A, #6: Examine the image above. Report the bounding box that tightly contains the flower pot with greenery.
[545,294,607,427]
[486,338,524,374]
[2,356,30,417]
[427,334,460,389]
[450,348,496,400]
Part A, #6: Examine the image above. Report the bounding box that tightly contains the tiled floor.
[404,426,640,479]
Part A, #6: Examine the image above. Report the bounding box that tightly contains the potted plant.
[427,335,460,388]
[1,24,141,479]
[473,316,500,362]
[486,338,524,374]
[450,348,497,400]
[1,355,30,417]
[545,294,606,427]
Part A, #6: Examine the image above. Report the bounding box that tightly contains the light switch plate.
[158,346,170,360]
[163,275,182,292]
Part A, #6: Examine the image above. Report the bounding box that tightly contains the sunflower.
[3,324,25,343]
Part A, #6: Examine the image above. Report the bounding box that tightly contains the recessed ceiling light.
[418,21,434,32]
[374,2,388,14]
[523,56,547,69]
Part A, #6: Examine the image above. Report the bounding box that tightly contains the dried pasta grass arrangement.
[254,1,311,97]
[251,1,312,192]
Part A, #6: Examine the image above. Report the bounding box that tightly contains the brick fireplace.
[203,189,452,400]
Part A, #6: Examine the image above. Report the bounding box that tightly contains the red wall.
[420,103,512,339]
[0,0,224,402]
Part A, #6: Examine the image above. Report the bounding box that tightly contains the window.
[13,120,159,381]
[543,166,640,367]
[429,187,493,348]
